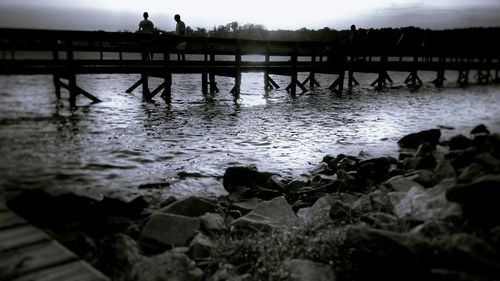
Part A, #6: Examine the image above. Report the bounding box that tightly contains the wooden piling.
[230,41,242,97]
[161,52,172,102]
[202,54,208,95]
[458,68,469,86]
[209,47,219,94]
[288,43,298,98]
[264,42,271,91]
[371,55,392,90]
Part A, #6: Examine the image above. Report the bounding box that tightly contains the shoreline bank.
[3,123,500,280]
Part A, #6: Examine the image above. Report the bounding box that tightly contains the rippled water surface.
[1,71,500,198]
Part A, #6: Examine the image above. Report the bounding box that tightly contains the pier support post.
[141,73,150,100]
[347,56,359,91]
[476,70,492,84]
[433,57,446,87]
[202,72,208,95]
[458,69,469,86]
[209,49,220,94]
[53,74,61,100]
[264,42,272,91]
[230,41,242,97]
[161,52,172,103]
[55,74,101,108]
[161,74,172,103]
[68,74,77,108]
[286,43,299,98]
[202,54,208,95]
[300,54,320,90]
[329,71,345,95]
[404,56,422,88]
[370,55,392,90]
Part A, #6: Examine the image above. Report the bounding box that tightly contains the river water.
[1,70,499,198]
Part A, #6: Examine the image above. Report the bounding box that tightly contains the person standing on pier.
[174,14,186,61]
[138,12,155,34]
[138,12,155,60]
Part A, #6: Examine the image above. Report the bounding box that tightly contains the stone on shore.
[200,212,226,235]
[6,187,149,230]
[339,225,426,281]
[384,175,424,193]
[230,196,300,232]
[141,213,200,247]
[159,196,218,217]
[470,124,490,136]
[394,178,461,222]
[222,166,279,193]
[397,128,441,149]
[446,174,500,228]
[448,134,474,150]
[280,259,336,281]
[129,251,203,281]
[188,232,214,259]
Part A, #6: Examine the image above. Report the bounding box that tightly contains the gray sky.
[1,0,499,31]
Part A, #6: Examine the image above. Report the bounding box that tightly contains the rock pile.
[6,124,500,281]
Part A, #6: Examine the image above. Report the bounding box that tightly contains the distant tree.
[229,21,239,32]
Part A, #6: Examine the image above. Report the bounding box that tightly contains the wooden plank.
[0,225,49,251]
[0,211,28,230]
[12,260,110,281]
[0,240,77,280]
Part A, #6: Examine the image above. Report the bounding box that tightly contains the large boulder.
[230,196,300,232]
[6,188,148,230]
[222,166,280,193]
[429,233,500,278]
[397,129,441,149]
[300,195,335,223]
[159,196,218,217]
[129,251,203,281]
[384,175,425,193]
[188,232,214,260]
[141,213,200,247]
[339,225,427,281]
[97,233,142,280]
[357,157,393,183]
[457,163,487,183]
[448,134,474,150]
[446,174,500,228]
[394,178,462,222]
[280,259,336,281]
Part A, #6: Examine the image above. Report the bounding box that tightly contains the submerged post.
[202,53,208,95]
[209,46,219,94]
[232,41,242,97]
[52,40,61,99]
[264,42,270,91]
[162,52,172,103]
[433,57,446,87]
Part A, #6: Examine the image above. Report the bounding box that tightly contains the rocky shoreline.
[5,124,500,281]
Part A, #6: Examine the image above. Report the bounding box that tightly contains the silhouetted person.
[138,12,154,60]
[349,24,361,61]
[174,14,186,61]
[138,12,154,34]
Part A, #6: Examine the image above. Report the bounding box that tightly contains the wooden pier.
[0,200,109,281]
[1,28,499,107]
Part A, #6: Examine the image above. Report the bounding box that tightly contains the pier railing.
[1,28,499,106]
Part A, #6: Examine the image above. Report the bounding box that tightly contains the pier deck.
[0,200,109,281]
[1,28,499,106]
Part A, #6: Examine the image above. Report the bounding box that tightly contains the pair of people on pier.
[138,12,186,60]
[137,12,186,36]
